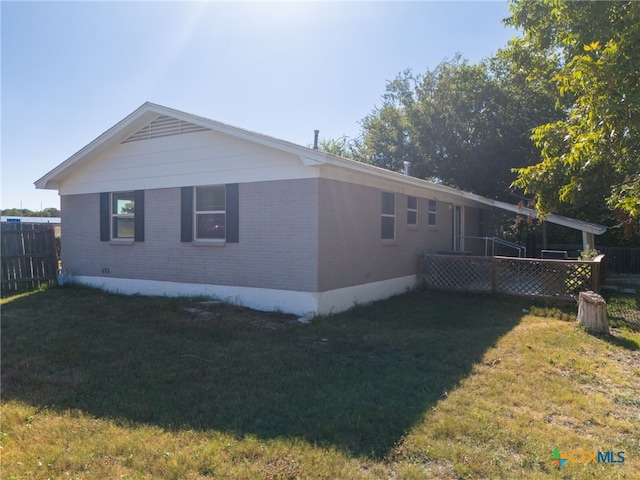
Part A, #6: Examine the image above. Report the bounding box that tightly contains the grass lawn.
[1,285,639,479]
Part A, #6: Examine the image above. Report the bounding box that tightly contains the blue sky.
[1,1,518,210]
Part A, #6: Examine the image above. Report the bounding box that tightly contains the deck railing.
[420,253,605,302]
[460,236,527,258]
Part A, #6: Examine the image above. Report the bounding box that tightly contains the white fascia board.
[143,103,329,167]
[323,154,491,201]
[35,101,436,192]
[34,101,607,237]
[35,104,161,190]
[544,214,607,235]
[459,191,607,235]
[33,101,323,190]
[321,162,607,236]
[299,155,327,166]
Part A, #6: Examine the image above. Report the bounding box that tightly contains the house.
[35,103,606,315]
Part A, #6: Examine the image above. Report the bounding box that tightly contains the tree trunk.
[577,291,609,334]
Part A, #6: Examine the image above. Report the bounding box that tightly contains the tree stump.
[577,291,609,334]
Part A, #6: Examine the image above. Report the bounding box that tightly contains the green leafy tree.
[357,71,420,174]
[357,56,557,200]
[507,0,640,234]
[313,136,361,159]
[1,208,25,216]
[1,207,60,217]
[40,207,60,217]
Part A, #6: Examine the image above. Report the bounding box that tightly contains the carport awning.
[459,192,607,236]
[457,192,606,251]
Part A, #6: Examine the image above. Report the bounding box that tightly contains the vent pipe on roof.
[313,130,319,150]
[403,161,411,175]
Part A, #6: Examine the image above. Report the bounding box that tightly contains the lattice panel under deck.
[496,259,593,297]
[421,254,597,301]
[423,255,492,292]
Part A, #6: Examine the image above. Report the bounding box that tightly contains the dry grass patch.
[1,286,638,479]
[392,310,640,479]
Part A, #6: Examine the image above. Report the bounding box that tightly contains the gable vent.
[122,115,209,143]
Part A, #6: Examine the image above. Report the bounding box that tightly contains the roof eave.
[35,102,607,237]
[35,103,165,190]
[543,214,607,235]
[457,191,607,235]
[141,103,330,167]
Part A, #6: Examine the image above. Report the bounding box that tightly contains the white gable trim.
[35,107,161,190]
[35,102,606,237]
[34,102,328,191]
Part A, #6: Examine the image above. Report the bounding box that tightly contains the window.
[111,191,135,239]
[407,196,418,227]
[478,209,485,237]
[428,199,437,226]
[195,185,226,240]
[100,190,144,242]
[381,192,396,240]
[181,184,239,243]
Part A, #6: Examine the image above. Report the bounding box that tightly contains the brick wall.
[61,179,319,292]
[317,178,453,292]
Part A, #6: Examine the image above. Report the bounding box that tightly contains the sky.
[1,1,518,211]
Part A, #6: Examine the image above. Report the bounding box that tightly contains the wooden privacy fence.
[1,224,58,294]
[420,254,605,302]
[542,245,640,274]
[599,246,640,274]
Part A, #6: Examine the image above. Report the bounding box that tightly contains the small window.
[407,196,418,227]
[111,191,135,239]
[181,184,238,243]
[381,192,396,240]
[478,209,485,237]
[195,185,226,240]
[428,199,437,226]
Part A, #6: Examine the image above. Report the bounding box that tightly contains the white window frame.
[111,191,135,240]
[381,192,396,241]
[407,196,418,227]
[427,199,437,227]
[194,185,226,241]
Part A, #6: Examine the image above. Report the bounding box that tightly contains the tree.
[312,136,360,159]
[1,207,60,217]
[1,208,26,216]
[357,56,558,201]
[41,207,60,217]
[507,0,640,234]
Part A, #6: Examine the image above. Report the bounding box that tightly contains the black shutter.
[226,183,239,243]
[100,192,110,241]
[181,186,193,242]
[134,190,145,242]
